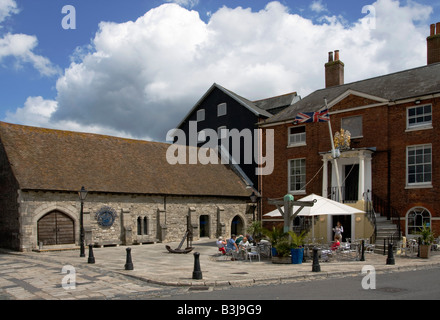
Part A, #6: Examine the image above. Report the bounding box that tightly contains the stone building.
[0,122,254,252]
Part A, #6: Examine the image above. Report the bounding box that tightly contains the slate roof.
[263,62,440,125]
[0,122,251,197]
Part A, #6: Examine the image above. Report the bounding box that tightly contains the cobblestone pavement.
[1,239,440,300]
[0,252,186,300]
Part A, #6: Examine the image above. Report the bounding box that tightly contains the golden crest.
[334,128,351,150]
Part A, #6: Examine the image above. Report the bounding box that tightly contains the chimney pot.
[325,50,344,88]
[328,51,333,62]
[427,22,440,65]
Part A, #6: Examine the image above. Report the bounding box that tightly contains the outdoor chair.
[246,246,260,262]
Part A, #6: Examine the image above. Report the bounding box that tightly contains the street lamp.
[78,186,88,257]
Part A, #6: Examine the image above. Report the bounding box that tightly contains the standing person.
[333,221,344,241]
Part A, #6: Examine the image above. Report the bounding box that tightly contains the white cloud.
[0,0,19,23]
[0,0,59,76]
[10,0,434,141]
[0,33,60,76]
[164,0,199,9]
[310,0,328,13]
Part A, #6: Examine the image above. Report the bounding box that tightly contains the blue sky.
[0,0,438,141]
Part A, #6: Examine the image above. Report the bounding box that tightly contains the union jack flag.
[294,109,329,124]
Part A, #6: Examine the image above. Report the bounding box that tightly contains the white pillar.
[322,156,328,198]
[358,153,365,201]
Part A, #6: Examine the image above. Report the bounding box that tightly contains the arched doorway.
[231,215,244,236]
[37,211,75,245]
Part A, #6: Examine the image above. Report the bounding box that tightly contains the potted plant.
[288,230,307,264]
[272,238,291,264]
[417,223,435,259]
[262,226,286,257]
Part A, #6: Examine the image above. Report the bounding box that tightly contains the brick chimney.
[427,22,440,65]
[325,50,344,88]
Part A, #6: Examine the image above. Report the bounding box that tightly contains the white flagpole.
[324,99,342,202]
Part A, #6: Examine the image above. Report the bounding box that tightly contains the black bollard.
[125,247,134,270]
[192,252,202,280]
[386,243,395,265]
[312,248,321,272]
[88,244,95,264]
[360,240,365,261]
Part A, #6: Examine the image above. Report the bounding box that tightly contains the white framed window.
[341,115,362,138]
[407,104,432,129]
[217,103,227,117]
[288,126,306,146]
[288,158,306,193]
[197,109,205,122]
[406,207,431,236]
[407,144,432,186]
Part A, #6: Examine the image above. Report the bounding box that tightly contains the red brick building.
[259,23,440,242]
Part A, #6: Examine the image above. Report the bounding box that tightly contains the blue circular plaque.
[95,206,117,227]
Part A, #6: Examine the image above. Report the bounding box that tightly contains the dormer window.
[197,109,205,122]
[217,103,227,117]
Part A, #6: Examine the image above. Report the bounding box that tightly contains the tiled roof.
[263,62,440,125]
[0,122,251,197]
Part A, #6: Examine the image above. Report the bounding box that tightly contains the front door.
[344,164,359,202]
[199,215,209,237]
[38,211,75,245]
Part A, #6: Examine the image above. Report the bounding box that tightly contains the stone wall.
[17,190,251,252]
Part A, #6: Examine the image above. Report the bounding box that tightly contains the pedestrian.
[333,221,343,241]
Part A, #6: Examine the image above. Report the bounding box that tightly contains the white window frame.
[407,104,432,130]
[197,109,205,122]
[288,158,306,194]
[288,126,306,147]
[406,144,432,188]
[217,103,227,117]
[341,115,363,138]
[406,207,431,238]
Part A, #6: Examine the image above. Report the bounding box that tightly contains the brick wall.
[260,94,439,236]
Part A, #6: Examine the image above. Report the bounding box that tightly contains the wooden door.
[38,211,75,245]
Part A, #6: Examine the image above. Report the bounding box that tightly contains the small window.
[288,158,306,192]
[341,116,362,138]
[217,103,227,117]
[288,126,306,146]
[197,109,205,122]
[407,207,431,235]
[407,104,432,129]
[407,144,432,186]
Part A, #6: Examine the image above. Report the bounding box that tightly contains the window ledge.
[287,143,306,148]
[405,184,433,189]
[405,125,433,132]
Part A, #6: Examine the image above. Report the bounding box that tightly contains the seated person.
[235,234,244,246]
[226,234,239,254]
[216,236,226,254]
[331,235,341,251]
[238,237,251,251]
